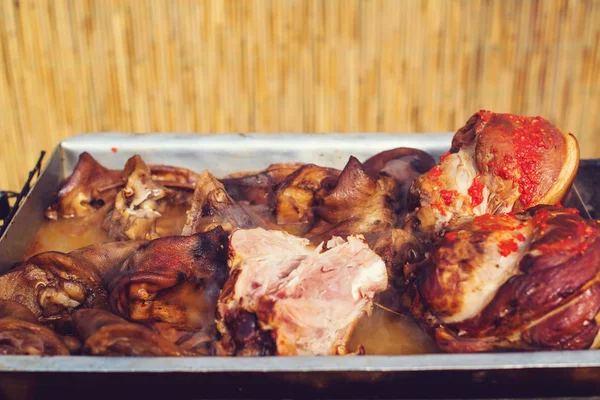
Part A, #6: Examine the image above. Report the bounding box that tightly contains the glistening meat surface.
[217,228,388,356]
[408,111,579,236]
[413,206,600,352]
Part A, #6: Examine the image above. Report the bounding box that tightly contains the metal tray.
[0,133,599,398]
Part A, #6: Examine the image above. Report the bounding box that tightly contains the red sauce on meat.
[498,239,519,257]
[431,201,447,216]
[429,166,442,178]
[473,214,520,231]
[468,177,484,208]
[516,233,526,242]
[440,190,457,206]
[482,114,551,207]
[445,232,457,241]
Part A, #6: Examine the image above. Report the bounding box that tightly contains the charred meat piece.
[45,152,123,220]
[103,155,171,241]
[272,164,340,236]
[0,252,108,326]
[72,309,183,356]
[306,157,396,244]
[223,163,304,205]
[363,148,435,217]
[182,171,263,235]
[0,300,71,355]
[109,227,229,352]
[408,111,579,236]
[413,206,600,352]
[217,228,387,356]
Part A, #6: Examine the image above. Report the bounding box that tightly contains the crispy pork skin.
[45,152,123,220]
[217,228,387,356]
[223,163,304,205]
[103,155,171,241]
[109,227,228,352]
[408,111,579,236]
[413,206,600,352]
[72,309,183,356]
[0,300,70,355]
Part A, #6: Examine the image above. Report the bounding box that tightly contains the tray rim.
[0,132,597,373]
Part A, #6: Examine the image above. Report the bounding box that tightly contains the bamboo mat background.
[1,0,599,190]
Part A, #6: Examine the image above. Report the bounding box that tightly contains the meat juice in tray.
[0,110,590,358]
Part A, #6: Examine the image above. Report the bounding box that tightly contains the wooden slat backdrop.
[1,0,599,190]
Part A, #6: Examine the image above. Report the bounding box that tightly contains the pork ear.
[316,156,377,223]
[363,148,435,181]
[45,152,123,220]
[182,170,256,235]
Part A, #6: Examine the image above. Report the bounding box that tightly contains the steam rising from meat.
[217,228,388,356]
[408,111,579,236]
[0,300,71,355]
[72,309,184,356]
[413,206,600,352]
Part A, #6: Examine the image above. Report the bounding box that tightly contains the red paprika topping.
[429,166,442,178]
[516,233,526,242]
[498,239,519,257]
[468,177,485,208]
[483,114,551,207]
[445,231,457,241]
[440,190,458,206]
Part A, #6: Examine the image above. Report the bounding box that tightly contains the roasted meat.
[0,241,142,327]
[46,152,197,221]
[45,152,123,220]
[0,300,70,355]
[0,252,108,326]
[109,227,228,352]
[272,164,340,236]
[72,309,184,356]
[222,163,304,205]
[413,206,600,352]
[408,111,579,235]
[103,155,171,240]
[217,228,388,356]
[182,171,262,235]
[363,148,436,217]
[306,156,396,244]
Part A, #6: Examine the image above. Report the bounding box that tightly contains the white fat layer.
[441,229,532,324]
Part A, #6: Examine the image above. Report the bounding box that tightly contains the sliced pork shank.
[217,228,388,356]
[413,206,600,352]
